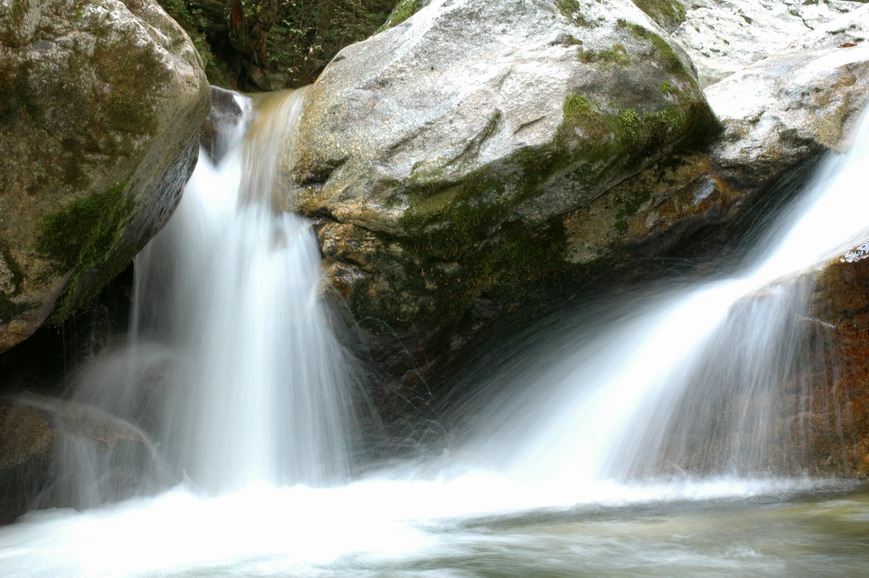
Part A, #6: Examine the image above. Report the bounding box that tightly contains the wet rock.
[0,401,55,523]
[0,396,161,523]
[806,245,869,476]
[0,0,211,353]
[200,86,249,164]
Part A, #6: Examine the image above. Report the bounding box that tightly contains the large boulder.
[0,0,211,353]
[567,6,869,268]
[284,0,719,359]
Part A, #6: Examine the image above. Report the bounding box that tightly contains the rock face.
[806,246,869,476]
[285,0,719,367]
[706,6,869,197]
[0,0,211,353]
[672,0,865,87]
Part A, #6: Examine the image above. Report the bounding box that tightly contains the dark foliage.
[158,0,397,91]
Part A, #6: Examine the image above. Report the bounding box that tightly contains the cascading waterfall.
[69,89,359,495]
[461,112,869,483]
[0,101,867,576]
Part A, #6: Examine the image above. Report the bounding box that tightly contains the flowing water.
[1,93,868,576]
[61,89,360,496]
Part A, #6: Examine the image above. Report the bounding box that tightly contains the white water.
[459,112,869,482]
[1,98,868,575]
[67,89,359,495]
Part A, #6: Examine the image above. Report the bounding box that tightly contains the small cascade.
[69,89,360,495]
[462,112,869,483]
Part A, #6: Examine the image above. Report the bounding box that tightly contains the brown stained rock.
[564,153,739,264]
[808,247,869,476]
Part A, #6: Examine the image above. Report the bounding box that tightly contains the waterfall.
[69,89,360,495]
[460,112,869,483]
[1,101,867,578]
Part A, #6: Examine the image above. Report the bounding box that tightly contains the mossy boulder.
[567,6,869,274]
[284,0,718,367]
[0,0,211,353]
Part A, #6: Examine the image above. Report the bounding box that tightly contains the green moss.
[11,0,25,18]
[36,181,135,320]
[37,182,131,269]
[629,0,686,32]
[619,19,687,75]
[557,0,593,27]
[557,94,688,171]
[576,43,632,67]
[563,94,592,119]
[558,94,613,153]
[661,81,674,94]
[380,0,420,31]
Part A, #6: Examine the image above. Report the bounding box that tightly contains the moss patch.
[576,43,632,67]
[619,19,687,75]
[557,93,692,169]
[629,0,686,32]
[380,0,421,31]
[557,0,594,27]
[36,181,135,320]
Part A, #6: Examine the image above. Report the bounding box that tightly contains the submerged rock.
[0,0,211,353]
[0,396,160,522]
[284,0,718,388]
[0,400,54,523]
